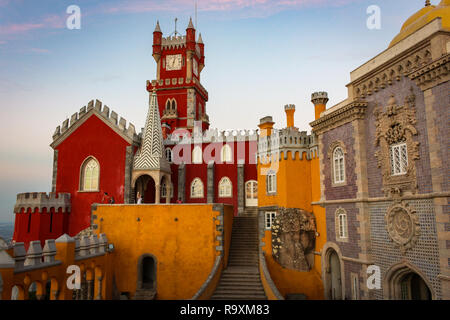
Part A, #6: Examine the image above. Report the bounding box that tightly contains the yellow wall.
[92,204,233,300]
[257,146,326,299]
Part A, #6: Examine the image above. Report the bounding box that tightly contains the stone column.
[207,161,215,204]
[124,146,133,204]
[166,175,171,204]
[155,183,161,204]
[87,280,94,300]
[95,276,103,300]
[51,150,58,193]
[178,164,186,202]
[237,160,245,216]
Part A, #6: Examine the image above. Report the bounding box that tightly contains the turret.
[258,116,275,138]
[311,92,329,120]
[284,104,295,128]
[152,21,163,62]
[186,18,196,52]
[198,33,205,73]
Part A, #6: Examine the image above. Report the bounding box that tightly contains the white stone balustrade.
[43,240,57,263]
[24,241,43,267]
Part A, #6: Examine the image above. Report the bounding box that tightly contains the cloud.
[0,40,6,45]
[0,14,65,36]
[100,0,361,17]
[29,48,51,54]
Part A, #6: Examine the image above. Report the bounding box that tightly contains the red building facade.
[12,19,258,248]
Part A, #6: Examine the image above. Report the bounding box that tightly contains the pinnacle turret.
[154,20,162,33]
[198,33,203,44]
[187,17,195,30]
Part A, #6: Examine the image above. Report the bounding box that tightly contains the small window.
[333,147,345,184]
[165,148,173,163]
[190,178,204,198]
[161,182,174,198]
[218,177,232,198]
[337,211,348,239]
[192,146,202,164]
[265,212,277,230]
[81,157,100,191]
[390,143,408,176]
[266,171,277,194]
[220,144,232,163]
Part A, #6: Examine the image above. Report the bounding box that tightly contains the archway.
[135,175,156,204]
[329,250,342,300]
[385,263,433,300]
[137,254,157,290]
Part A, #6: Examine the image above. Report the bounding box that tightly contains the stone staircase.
[211,215,267,300]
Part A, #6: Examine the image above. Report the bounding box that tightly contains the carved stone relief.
[385,200,420,253]
[374,89,420,197]
[271,208,316,271]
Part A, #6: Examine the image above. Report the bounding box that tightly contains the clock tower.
[147,18,209,134]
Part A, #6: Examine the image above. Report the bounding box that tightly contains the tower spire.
[187,17,195,29]
[154,20,161,33]
[133,90,170,173]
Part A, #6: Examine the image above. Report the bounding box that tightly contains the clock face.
[166,54,182,71]
[193,59,198,76]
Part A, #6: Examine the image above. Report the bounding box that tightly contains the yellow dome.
[389,0,450,47]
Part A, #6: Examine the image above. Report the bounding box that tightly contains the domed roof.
[389,0,450,47]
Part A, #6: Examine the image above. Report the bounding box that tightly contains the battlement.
[257,128,318,162]
[284,104,296,111]
[161,35,186,49]
[52,99,138,145]
[0,233,111,300]
[147,77,209,100]
[14,192,71,214]
[164,127,259,145]
[311,91,329,105]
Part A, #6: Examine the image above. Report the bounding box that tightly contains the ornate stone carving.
[271,208,316,271]
[374,90,420,196]
[385,201,420,253]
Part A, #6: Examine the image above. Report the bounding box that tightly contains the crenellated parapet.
[0,233,111,300]
[51,99,139,147]
[161,35,186,49]
[257,128,318,162]
[164,127,259,146]
[14,192,71,214]
[147,77,209,101]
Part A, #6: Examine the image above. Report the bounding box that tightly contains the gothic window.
[192,146,202,164]
[80,157,100,191]
[333,147,345,184]
[390,143,408,176]
[165,148,173,163]
[336,209,348,240]
[220,144,232,163]
[171,99,176,111]
[266,171,277,194]
[190,178,204,198]
[265,212,277,230]
[165,99,177,112]
[218,177,232,198]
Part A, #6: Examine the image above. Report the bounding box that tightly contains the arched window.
[165,99,177,112]
[336,209,348,240]
[165,148,173,163]
[192,146,202,164]
[221,144,232,163]
[171,99,176,111]
[190,178,204,198]
[80,157,99,191]
[266,171,277,194]
[218,177,232,198]
[333,147,345,184]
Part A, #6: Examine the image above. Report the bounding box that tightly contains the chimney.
[258,116,275,137]
[311,92,329,120]
[284,104,295,128]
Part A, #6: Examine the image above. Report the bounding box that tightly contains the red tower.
[147,18,209,133]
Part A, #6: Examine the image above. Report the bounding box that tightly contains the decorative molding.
[409,53,450,91]
[373,90,420,196]
[310,101,367,134]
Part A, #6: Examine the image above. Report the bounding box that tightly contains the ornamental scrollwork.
[373,89,420,196]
